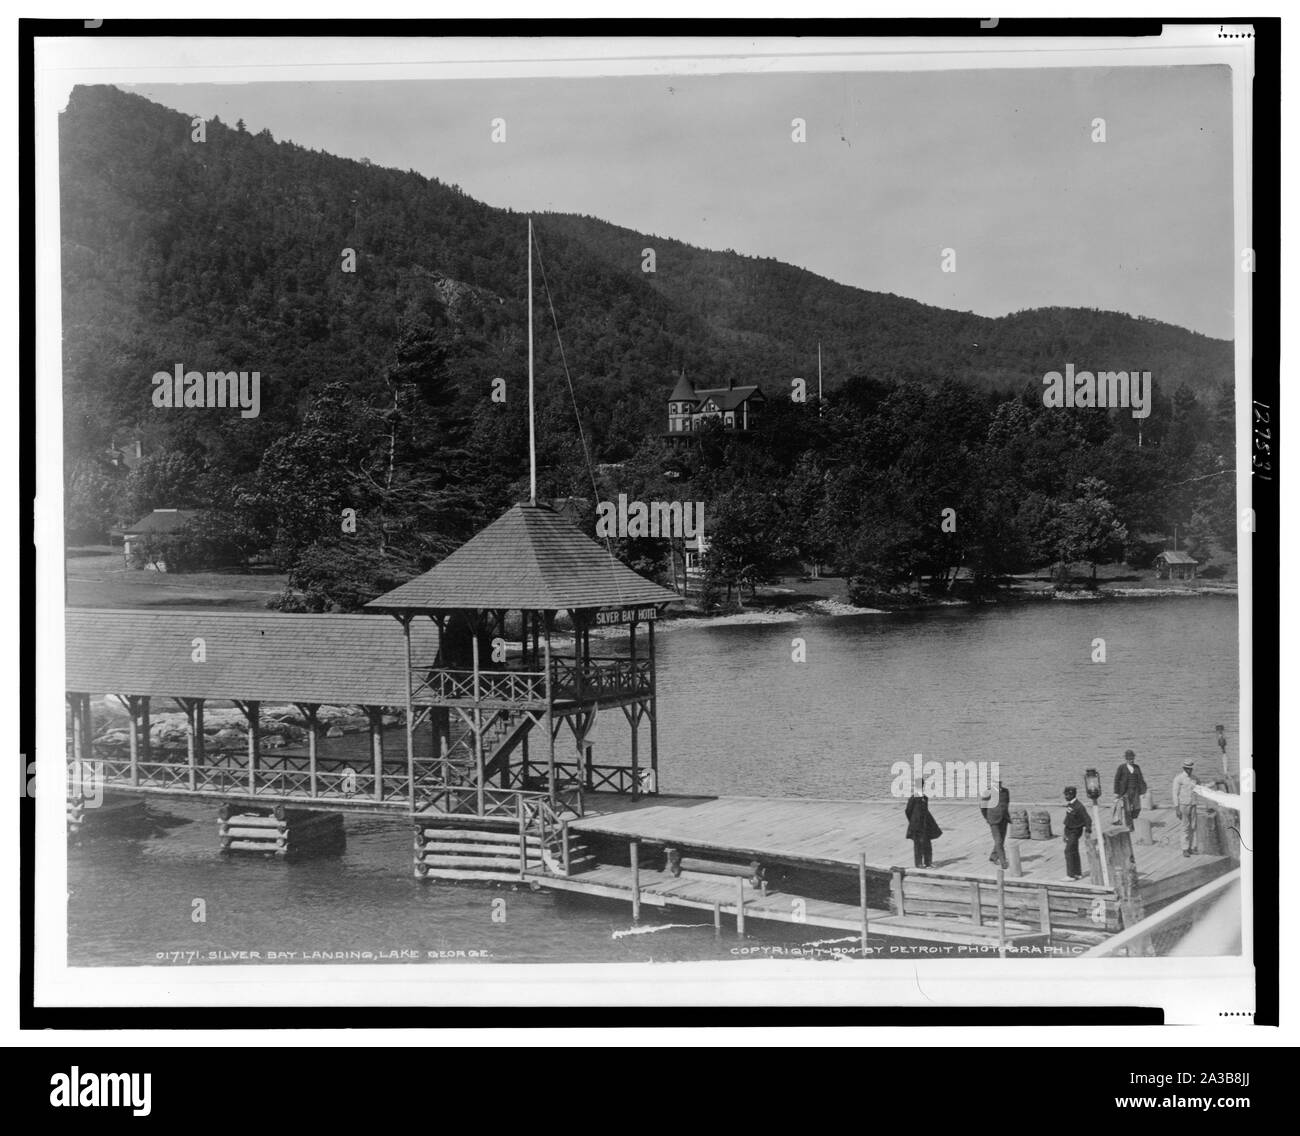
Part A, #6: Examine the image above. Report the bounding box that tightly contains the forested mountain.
[59,84,1237,608]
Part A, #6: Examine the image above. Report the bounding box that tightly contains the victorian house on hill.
[666,373,765,435]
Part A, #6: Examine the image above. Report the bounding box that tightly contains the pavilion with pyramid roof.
[367,502,679,820]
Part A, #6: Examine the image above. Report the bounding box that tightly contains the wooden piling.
[1038,887,1052,934]
[127,694,140,786]
[969,880,983,926]
[1007,840,1023,877]
[736,875,745,936]
[891,868,906,916]
[561,819,571,877]
[858,853,869,957]
[630,840,641,921]
[516,794,527,878]
[713,902,721,935]
[998,868,1008,956]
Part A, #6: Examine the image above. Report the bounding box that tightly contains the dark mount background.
[59,84,1237,606]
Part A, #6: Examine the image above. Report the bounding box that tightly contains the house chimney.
[728,377,734,391]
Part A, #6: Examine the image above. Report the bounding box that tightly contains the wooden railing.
[413,658,652,707]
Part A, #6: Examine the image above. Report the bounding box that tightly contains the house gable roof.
[1157,550,1198,564]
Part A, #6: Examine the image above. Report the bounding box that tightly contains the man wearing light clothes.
[1171,760,1200,857]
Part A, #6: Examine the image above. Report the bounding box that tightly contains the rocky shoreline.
[88,699,394,752]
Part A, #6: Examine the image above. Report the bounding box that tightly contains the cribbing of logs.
[218,807,344,858]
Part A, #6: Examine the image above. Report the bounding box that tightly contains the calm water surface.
[68,596,1238,965]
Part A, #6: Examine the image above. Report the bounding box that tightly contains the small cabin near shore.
[1155,550,1199,581]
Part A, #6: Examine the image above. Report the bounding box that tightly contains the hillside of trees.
[60,84,1238,609]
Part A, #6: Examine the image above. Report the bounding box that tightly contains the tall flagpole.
[528,217,537,504]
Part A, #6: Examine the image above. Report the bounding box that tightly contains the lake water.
[68,595,1239,966]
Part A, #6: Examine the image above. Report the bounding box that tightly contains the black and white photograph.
[30,23,1271,1028]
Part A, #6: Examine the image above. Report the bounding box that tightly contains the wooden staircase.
[413,813,596,883]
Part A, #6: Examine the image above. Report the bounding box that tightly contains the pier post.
[1007,841,1023,877]
[471,627,485,815]
[996,867,1007,959]
[68,694,82,766]
[139,695,151,766]
[561,819,571,877]
[630,840,641,921]
[713,902,721,935]
[859,853,869,957]
[648,622,658,791]
[891,869,905,916]
[736,875,745,936]
[969,881,982,926]
[543,618,556,808]
[402,615,415,809]
[517,795,527,878]
[244,700,260,794]
[192,699,204,791]
[1038,887,1052,934]
[297,704,320,798]
[127,695,141,787]
[368,707,385,802]
[629,621,640,800]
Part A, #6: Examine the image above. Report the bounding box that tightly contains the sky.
[127,65,1235,339]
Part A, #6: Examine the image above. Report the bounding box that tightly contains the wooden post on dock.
[648,622,659,792]
[401,615,416,809]
[69,694,82,767]
[996,866,1007,959]
[628,621,640,800]
[1104,828,1145,929]
[859,853,869,957]
[736,875,746,936]
[630,840,641,921]
[969,880,983,926]
[543,618,556,808]
[517,794,527,879]
[891,869,906,916]
[1007,841,1023,877]
[471,629,484,815]
[713,902,721,935]
[126,695,141,787]
[367,706,386,802]
[561,819,571,877]
[244,700,260,794]
[139,694,151,766]
[299,704,319,798]
[1038,886,1052,934]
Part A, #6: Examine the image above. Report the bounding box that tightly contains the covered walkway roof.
[65,609,438,706]
[366,502,679,614]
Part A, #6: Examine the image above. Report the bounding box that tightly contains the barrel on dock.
[1028,810,1054,840]
[1008,807,1030,840]
[218,805,344,859]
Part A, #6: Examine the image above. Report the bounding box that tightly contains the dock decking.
[569,794,1220,894]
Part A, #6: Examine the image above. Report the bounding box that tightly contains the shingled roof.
[366,503,679,613]
[65,609,438,705]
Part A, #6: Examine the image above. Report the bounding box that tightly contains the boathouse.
[1155,550,1199,581]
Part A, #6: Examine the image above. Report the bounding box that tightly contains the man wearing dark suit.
[905,792,942,868]
[1113,749,1148,826]
[981,783,1010,868]
[1062,786,1092,880]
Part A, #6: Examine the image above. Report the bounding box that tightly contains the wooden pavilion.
[366,501,679,822]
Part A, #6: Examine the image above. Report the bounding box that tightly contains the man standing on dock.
[1062,786,1091,880]
[1172,760,1201,857]
[905,789,942,868]
[1112,749,1147,827]
[981,783,1010,869]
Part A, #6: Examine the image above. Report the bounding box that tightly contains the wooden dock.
[480,792,1237,950]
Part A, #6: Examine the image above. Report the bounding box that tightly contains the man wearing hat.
[1113,749,1148,827]
[1062,787,1092,880]
[1171,760,1201,856]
